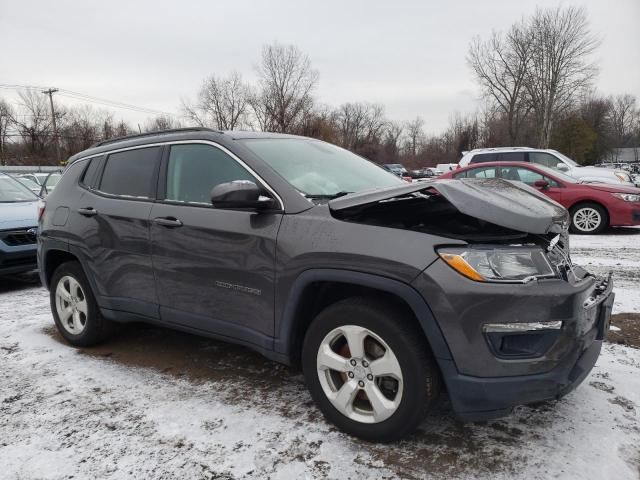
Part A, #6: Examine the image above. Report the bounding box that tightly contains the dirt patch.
[608,313,640,349]
[42,323,295,384]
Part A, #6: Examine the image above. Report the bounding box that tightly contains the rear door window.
[99,147,161,198]
[457,166,497,178]
[498,166,560,187]
[469,153,496,164]
[496,152,527,162]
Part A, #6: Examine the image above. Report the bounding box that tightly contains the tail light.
[38,202,46,222]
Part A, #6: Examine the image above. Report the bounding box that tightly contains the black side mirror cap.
[210,180,275,210]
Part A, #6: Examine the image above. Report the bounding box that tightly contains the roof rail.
[90,127,221,148]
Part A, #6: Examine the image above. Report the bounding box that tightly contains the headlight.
[438,246,556,283]
[615,172,631,183]
[612,192,640,202]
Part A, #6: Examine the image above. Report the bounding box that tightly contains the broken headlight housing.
[438,246,557,283]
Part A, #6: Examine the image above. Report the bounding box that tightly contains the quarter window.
[79,156,103,188]
[529,152,560,169]
[99,147,161,198]
[165,144,256,204]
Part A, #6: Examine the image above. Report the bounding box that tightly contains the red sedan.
[440,162,640,234]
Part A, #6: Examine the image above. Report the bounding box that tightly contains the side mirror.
[210,180,275,210]
[534,179,549,189]
[556,163,569,172]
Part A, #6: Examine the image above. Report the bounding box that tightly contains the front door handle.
[77,207,97,217]
[153,216,183,228]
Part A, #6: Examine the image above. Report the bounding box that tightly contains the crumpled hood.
[329,178,569,235]
[0,201,40,229]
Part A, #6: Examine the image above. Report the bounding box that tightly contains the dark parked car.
[381,163,409,177]
[38,128,614,441]
[0,173,40,275]
[441,161,640,234]
[409,168,433,180]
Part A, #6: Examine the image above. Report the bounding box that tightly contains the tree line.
[1,5,638,167]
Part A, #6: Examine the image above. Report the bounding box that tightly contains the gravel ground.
[1,229,639,479]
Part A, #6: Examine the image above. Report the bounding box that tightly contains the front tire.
[302,297,441,442]
[570,202,608,234]
[50,261,115,346]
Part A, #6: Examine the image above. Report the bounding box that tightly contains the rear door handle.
[77,207,97,217]
[153,216,183,228]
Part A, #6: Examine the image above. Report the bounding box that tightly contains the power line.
[0,83,185,118]
[42,88,61,161]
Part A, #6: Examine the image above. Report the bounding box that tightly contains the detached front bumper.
[414,263,614,420]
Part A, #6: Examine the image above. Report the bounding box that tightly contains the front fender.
[273,268,453,364]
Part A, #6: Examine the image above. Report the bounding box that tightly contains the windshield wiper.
[305,191,354,200]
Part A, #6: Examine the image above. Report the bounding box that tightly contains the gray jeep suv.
[38,128,614,441]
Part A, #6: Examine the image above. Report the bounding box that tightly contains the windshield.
[0,175,39,202]
[45,173,61,187]
[535,165,579,183]
[16,176,41,190]
[553,151,579,167]
[241,138,403,197]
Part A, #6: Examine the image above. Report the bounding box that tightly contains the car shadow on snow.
[41,321,568,478]
[0,271,41,294]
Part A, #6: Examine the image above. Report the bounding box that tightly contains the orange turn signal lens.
[439,253,486,282]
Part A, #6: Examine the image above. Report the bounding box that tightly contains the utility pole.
[42,88,60,163]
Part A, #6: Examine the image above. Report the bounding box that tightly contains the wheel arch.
[42,248,79,289]
[275,269,454,367]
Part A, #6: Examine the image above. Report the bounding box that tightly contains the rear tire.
[570,202,608,234]
[50,261,115,346]
[302,297,441,442]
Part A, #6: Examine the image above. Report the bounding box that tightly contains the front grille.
[0,228,38,246]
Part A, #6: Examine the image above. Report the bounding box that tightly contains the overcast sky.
[1,0,639,134]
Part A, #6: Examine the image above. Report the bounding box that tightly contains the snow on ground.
[0,229,639,479]
[572,227,640,314]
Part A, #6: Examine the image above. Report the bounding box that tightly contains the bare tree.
[468,22,532,143]
[404,116,424,157]
[9,89,62,162]
[0,99,13,165]
[382,121,404,162]
[183,72,251,130]
[251,43,318,133]
[335,102,386,150]
[144,115,182,132]
[525,6,599,148]
[609,94,638,147]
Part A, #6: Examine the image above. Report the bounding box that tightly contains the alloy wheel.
[55,275,89,335]
[573,207,602,233]
[316,325,403,424]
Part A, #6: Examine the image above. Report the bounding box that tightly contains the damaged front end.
[328,178,615,419]
[329,178,577,283]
